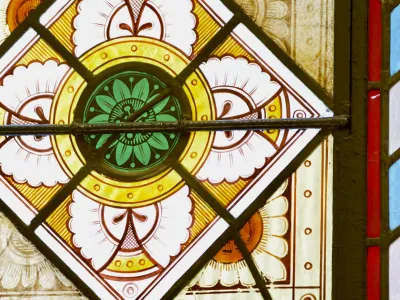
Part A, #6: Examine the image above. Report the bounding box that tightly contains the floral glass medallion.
[79,70,183,175]
[0,0,334,299]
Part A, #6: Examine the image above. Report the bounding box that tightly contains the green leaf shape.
[156,114,178,122]
[132,78,149,101]
[96,133,112,149]
[148,133,169,150]
[146,93,160,104]
[115,143,133,166]
[113,79,131,102]
[134,143,151,165]
[96,95,116,113]
[152,96,170,114]
[88,114,109,123]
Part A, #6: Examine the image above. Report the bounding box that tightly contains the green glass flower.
[83,71,181,173]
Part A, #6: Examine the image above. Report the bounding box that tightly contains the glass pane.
[42,0,230,61]
[390,159,400,230]
[181,137,333,299]
[390,236,400,299]
[391,5,400,75]
[390,82,400,155]
[235,0,334,94]
[0,213,84,298]
[0,0,43,43]
[189,21,333,218]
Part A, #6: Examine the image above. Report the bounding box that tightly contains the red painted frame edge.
[367,90,381,237]
[367,0,382,299]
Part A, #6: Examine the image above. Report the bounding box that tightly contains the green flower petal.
[134,143,151,165]
[132,78,150,101]
[152,96,170,113]
[96,133,112,149]
[115,143,133,166]
[148,133,169,150]
[156,114,178,122]
[113,79,131,102]
[88,114,109,123]
[96,95,116,113]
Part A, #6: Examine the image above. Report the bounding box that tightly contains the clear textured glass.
[390,81,400,155]
[181,136,333,299]
[390,236,400,299]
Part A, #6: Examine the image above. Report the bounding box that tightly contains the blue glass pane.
[391,5,400,75]
[390,159,400,229]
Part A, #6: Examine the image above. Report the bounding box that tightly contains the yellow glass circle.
[51,37,215,207]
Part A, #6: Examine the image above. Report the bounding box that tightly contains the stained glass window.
[0,0,367,299]
[368,0,400,299]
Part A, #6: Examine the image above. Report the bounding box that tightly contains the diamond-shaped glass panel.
[0,0,333,298]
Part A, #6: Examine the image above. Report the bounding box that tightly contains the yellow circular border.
[51,37,215,207]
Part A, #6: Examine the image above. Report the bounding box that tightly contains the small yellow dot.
[304,262,313,270]
[305,228,312,235]
[68,86,74,93]
[58,120,65,125]
[131,45,138,52]
[201,115,208,121]
[191,79,197,86]
[304,190,312,198]
[115,260,121,267]
[269,105,276,112]
[190,152,197,159]
[139,259,145,266]
[65,150,71,157]
[164,54,170,61]
[94,184,100,191]
[269,115,276,119]
[267,129,275,134]
[127,193,134,199]
[101,53,108,59]
[127,261,133,268]
[304,160,312,167]
[157,185,163,191]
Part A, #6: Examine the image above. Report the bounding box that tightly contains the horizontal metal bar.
[0,116,348,136]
